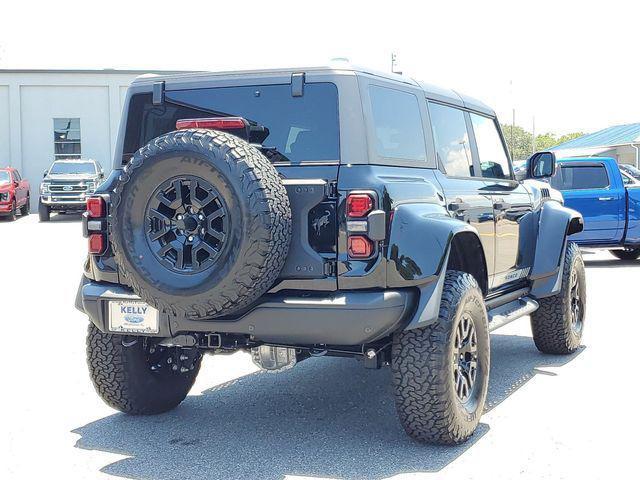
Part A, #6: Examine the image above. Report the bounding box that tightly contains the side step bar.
[487,297,539,332]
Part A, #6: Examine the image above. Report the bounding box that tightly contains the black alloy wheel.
[453,314,478,405]
[145,175,229,275]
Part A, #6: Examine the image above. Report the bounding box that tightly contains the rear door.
[123,79,342,287]
[551,161,624,243]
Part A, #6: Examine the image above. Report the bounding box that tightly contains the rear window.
[369,85,426,162]
[550,164,610,190]
[123,83,339,165]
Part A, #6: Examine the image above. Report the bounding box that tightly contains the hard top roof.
[132,64,495,117]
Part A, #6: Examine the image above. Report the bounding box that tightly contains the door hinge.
[291,72,305,97]
[152,81,165,105]
[326,181,338,199]
[323,260,337,276]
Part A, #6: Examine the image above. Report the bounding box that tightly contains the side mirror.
[43,170,48,178]
[99,171,105,179]
[526,151,556,180]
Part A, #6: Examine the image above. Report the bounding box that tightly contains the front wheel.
[610,247,640,260]
[9,201,16,221]
[391,271,490,444]
[86,324,202,414]
[38,200,50,222]
[531,242,586,354]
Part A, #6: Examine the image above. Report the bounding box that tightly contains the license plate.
[108,300,159,334]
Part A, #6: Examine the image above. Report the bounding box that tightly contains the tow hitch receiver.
[251,346,297,372]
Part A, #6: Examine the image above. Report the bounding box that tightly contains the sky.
[1,0,639,135]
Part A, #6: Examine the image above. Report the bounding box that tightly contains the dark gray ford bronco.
[76,65,586,444]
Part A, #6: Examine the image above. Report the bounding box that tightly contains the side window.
[550,165,610,190]
[13,171,20,181]
[369,86,426,161]
[470,113,511,180]
[428,102,474,177]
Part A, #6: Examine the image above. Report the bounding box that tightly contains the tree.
[501,124,585,160]
[501,124,533,161]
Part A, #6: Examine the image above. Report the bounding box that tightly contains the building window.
[54,118,81,159]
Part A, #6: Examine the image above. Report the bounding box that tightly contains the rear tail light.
[176,117,248,130]
[345,191,381,259]
[88,233,106,255]
[346,193,373,218]
[85,196,107,255]
[86,196,105,218]
[348,235,373,258]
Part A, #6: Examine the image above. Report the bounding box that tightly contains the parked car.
[619,163,640,186]
[0,167,30,220]
[76,65,585,445]
[39,158,104,221]
[552,157,640,259]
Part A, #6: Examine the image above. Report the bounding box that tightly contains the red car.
[0,167,30,220]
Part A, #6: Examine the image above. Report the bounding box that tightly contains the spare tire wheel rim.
[145,175,229,274]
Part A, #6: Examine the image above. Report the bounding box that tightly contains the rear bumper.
[75,277,417,345]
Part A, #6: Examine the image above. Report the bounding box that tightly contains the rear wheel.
[86,324,202,414]
[38,200,50,222]
[20,197,29,216]
[531,242,585,354]
[610,247,640,260]
[391,271,490,444]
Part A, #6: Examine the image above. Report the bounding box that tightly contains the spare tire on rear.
[110,129,291,319]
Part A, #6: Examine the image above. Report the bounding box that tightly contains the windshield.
[620,164,640,180]
[123,83,340,165]
[0,171,10,186]
[49,161,96,175]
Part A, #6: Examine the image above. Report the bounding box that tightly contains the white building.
[0,69,184,210]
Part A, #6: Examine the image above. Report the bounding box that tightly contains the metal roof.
[551,123,640,150]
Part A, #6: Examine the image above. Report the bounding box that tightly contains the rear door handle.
[598,197,614,201]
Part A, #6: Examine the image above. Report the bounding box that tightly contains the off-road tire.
[86,324,201,414]
[38,201,50,222]
[610,247,640,260]
[110,129,291,319]
[531,242,585,354]
[20,197,29,216]
[392,271,490,444]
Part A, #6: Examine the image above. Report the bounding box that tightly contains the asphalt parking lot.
[1,212,637,480]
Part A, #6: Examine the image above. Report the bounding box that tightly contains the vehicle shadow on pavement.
[583,258,640,269]
[73,334,582,480]
[46,213,83,223]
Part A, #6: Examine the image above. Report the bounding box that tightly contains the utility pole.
[509,80,515,159]
[391,53,402,75]
[532,116,536,154]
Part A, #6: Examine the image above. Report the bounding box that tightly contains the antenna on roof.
[391,53,402,75]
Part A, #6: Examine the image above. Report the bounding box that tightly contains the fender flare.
[385,203,487,329]
[530,201,583,298]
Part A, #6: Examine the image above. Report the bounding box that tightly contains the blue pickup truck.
[551,157,640,259]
